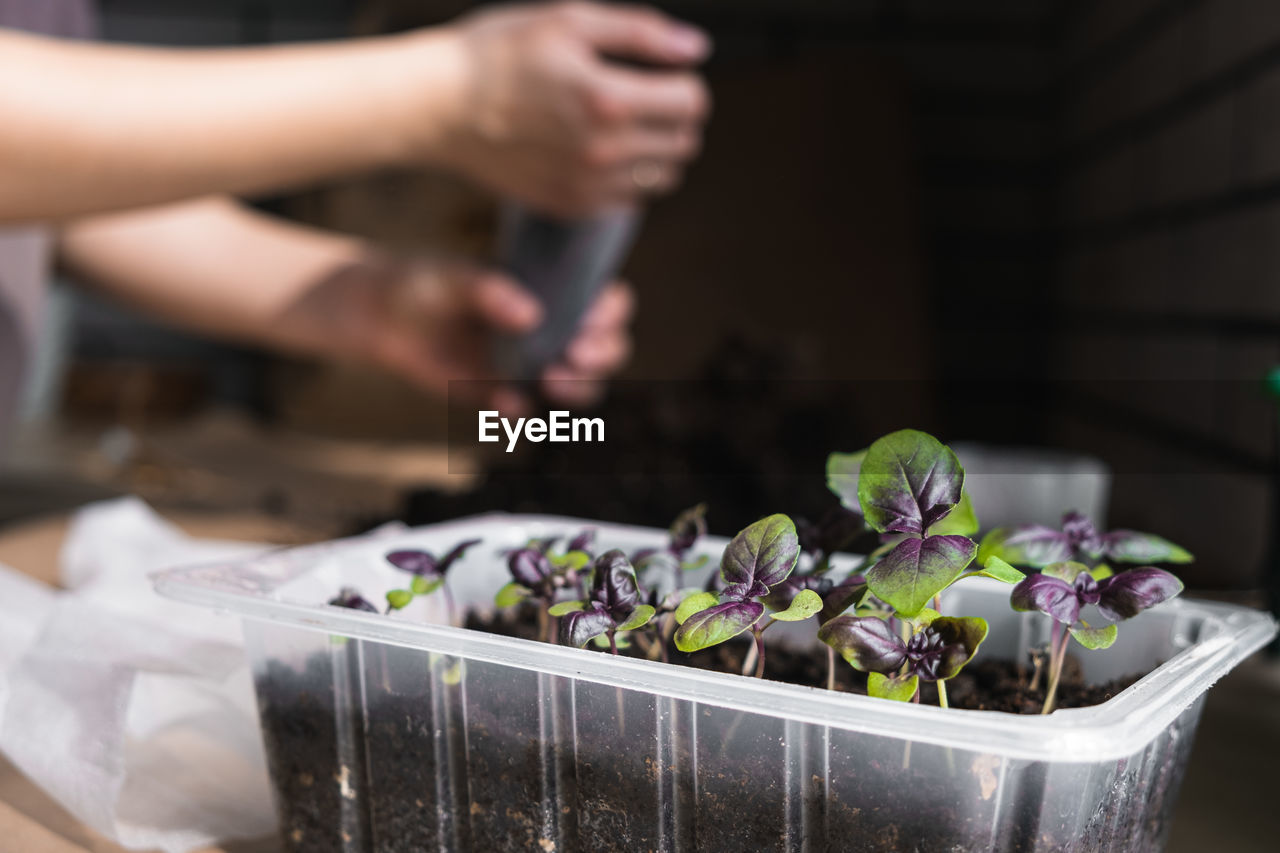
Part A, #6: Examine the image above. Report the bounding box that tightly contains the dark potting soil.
[254,611,1155,853]
[463,606,1139,714]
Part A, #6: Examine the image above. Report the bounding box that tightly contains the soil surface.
[464,606,1139,713]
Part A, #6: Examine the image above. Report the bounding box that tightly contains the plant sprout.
[383,539,481,622]
[766,504,867,624]
[1011,560,1183,713]
[819,610,987,704]
[551,550,656,654]
[673,514,823,678]
[820,430,1024,703]
[631,503,710,589]
[496,546,559,641]
[980,510,1193,570]
[328,587,377,612]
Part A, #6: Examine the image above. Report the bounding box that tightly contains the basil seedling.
[820,430,1024,703]
[328,587,378,612]
[631,504,711,586]
[551,550,656,654]
[674,514,822,677]
[819,611,987,704]
[1011,560,1183,713]
[980,510,1193,570]
[383,539,481,621]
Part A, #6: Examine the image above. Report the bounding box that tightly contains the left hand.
[286,255,633,411]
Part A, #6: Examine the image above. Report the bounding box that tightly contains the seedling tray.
[154,514,1276,852]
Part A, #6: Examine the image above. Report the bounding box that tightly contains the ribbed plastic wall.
[246,623,1202,853]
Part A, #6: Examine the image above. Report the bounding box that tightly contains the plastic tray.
[154,514,1277,852]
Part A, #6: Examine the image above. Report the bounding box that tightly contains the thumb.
[568,4,710,65]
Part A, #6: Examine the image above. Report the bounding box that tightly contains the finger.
[596,67,710,125]
[375,335,497,392]
[596,123,702,167]
[566,328,631,374]
[470,273,544,332]
[541,365,607,406]
[567,3,710,65]
[581,281,635,331]
[489,386,531,419]
[607,159,684,199]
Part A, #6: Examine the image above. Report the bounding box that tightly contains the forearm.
[57,197,371,355]
[0,28,464,223]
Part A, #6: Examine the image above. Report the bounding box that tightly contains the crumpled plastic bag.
[0,497,278,852]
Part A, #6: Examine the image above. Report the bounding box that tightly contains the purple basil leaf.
[566,529,596,555]
[865,534,976,617]
[630,547,659,564]
[673,600,765,652]
[508,548,552,587]
[819,574,869,623]
[817,505,864,554]
[926,616,988,680]
[719,514,800,596]
[328,587,377,612]
[1101,531,1193,565]
[999,526,1074,567]
[855,430,964,536]
[385,549,438,577]
[591,549,640,617]
[561,605,616,647]
[797,506,863,556]
[722,579,769,600]
[1010,573,1080,624]
[435,539,482,575]
[528,537,560,555]
[818,615,906,674]
[760,575,834,612]
[1096,567,1184,622]
[1061,512,1105,562]
[669,504,708,554]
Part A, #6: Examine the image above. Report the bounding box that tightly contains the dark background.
[45,0,1280,602]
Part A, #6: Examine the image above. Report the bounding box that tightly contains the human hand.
[294,256,634,410]
[428,1,711,217]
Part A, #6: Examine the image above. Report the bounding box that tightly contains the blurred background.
[8,0,1278,607]
[1,2,1279,850]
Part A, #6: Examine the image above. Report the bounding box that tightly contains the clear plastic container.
[153,514,1277,853]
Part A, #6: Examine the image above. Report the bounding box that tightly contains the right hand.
[430,1,711,217]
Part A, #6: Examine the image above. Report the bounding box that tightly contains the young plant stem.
[633,630,659,660]
[441,585,457,627]
[936,679,957,774]
[826,645,837,691]
[753,627,767,679]
[538,605,551,645]
[658,615,674,663]
[1028,648,1045,693]
[608,629,619,656]
[1041,622,1070,715]
[903,688,921,770]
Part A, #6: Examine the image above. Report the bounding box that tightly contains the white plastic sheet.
[0,498,277,852]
